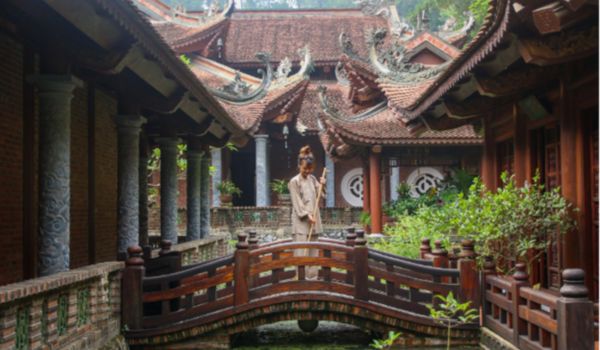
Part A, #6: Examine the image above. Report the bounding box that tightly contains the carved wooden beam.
[477,34,521,76]
[532,1,594,34]
[444,95,515,119]
[475,65,559,97]
[421,114,475,131]
[518,25,598,65]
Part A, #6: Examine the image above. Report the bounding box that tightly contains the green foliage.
[359,211,371,227]
[271,179,290,194]
[148,144,188,174]
[217,180,242,196]
[225,141,238,152]
[376,171,576,273]
[426,292,479,350]
[370,331,401,350]
[179,54,192,66]
[404,0,490,34]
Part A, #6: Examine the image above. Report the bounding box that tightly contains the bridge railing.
[481,259,595,350]
[121,228,481,335]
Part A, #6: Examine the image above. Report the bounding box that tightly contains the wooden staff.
[308,168,327,241]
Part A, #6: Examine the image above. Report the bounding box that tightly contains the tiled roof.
[150,19,227,49]
[297,83,351,134]
[378,79,436,110]
[321,106,482,145]
[190,57,309,134]
[404,31,461,59]
[222,10,389,64]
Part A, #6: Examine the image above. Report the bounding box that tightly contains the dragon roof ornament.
[437,12,475,41]
[318,85,387,122]
[355,0,393,18]
[271,46,313,88]
[210,52,273,104]
[366,28,449,82]
[167,0,234,27]
[335,62,350,86]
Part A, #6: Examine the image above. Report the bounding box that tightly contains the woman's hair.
[298,145,314,170]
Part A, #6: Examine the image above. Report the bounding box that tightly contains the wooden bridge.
[121,230,481,346]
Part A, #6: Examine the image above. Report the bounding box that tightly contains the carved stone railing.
[482,261,595,350]
[209,206,361,235]
[0,262,124,350]
[145,236,229,267]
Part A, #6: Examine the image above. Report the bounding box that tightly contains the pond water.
[232,321,480,350]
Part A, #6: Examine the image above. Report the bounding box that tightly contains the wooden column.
[369,146,382,234]
[559,78,579,269]
[234,233,249,306]
[513,104,528,186]
[362,154,370,215]
[353,230,369,301]
[482,115,496,190]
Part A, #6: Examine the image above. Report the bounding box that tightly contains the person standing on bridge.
[288,145,326,280]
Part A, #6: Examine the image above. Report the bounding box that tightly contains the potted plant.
[217,180,242,207]
[270,179,290,206]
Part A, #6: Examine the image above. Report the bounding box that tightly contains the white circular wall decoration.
[406,167,444,197]
[341,168,363,207]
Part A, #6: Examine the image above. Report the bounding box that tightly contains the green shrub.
[270,179,289,194]
[375,171,576,273]
[217,180,242,197]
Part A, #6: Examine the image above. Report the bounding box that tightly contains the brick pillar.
[157,137,181,244]
[186,142,203,241]
[29,74,82,276]
[116,115,146,255]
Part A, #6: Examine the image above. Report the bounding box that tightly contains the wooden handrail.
[122,232,484,340]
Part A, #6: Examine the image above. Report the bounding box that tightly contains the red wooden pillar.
[559,79,580,270]
[234,233,250,306]
[369,146,382,234]
[513,104,528,186]
[482,115,496,190]
[362,155,370,215]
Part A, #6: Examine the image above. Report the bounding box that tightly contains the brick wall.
[70,85,89,268]
[93,89,118,262]
[0,33,23,285]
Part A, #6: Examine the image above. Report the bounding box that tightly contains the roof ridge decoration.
[166,0,234,27]
[366,28,450,82]
[317,85,387,122]
[272,46,314,88]
[355,0,415,41]
[437,12,475,41]
[210,52,273,104]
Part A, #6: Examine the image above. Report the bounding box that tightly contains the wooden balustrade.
[483,259,595,350]
[122,230,486,338]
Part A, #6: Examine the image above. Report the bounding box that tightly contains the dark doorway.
[231,146,255,206]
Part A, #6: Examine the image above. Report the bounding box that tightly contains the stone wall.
[0,262,124,350]
[147,236,230,266]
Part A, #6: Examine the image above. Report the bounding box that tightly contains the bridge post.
[431,240,448,283]
[122,246,145,331]
[457,239,480,310]
[420,238,431,259]
[234,233,250,306]
[345,227,356,246]
[345,227,356,284]
[481,256,496,327]
[510,263,529,345]
[248,230,259,288]
[353,230,369,301]
[557,269,594,350]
